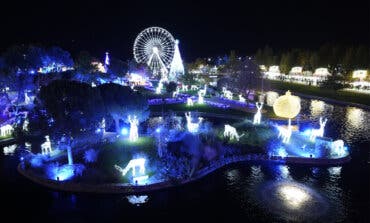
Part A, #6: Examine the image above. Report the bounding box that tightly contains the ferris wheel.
[133,27,175,78]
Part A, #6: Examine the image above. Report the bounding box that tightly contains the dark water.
[1,98,369,223]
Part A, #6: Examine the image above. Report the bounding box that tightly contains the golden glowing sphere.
[273,91,301,119]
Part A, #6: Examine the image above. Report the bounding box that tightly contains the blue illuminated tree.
[98,83,149,135]
[39,80,105,164]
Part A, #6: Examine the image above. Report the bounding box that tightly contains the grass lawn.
[0,135,13,140]
[150,103,249,117]
[267,80,370,106]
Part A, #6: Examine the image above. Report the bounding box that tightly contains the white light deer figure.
[190,85,199,91]
[224,124,243,141]
[24,92,31,104]
[182,84,189,91]
[276,124,292,144]
[187,97,194,106]
[156,81,163,94]
[115,158,146,177]
[185,112,203,133]
[253,102,263,125]
[310,117,327,141]
[239,94,246,103]
[41,135,52,155]
[172,86,180,98]
[128,115,139,141]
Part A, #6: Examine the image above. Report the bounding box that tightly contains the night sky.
[1,0,369,61]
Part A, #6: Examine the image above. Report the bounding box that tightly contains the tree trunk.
[114,117,120,134]
[67,146,73,165]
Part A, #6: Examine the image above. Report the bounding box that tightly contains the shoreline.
[17,154,351,194]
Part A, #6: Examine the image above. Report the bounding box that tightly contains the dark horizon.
[1,0,369,62]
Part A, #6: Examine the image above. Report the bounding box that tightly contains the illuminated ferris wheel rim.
[133,27,176,68]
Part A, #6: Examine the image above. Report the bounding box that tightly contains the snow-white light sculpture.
[352,70,367,81]
[128,115,139,141]
[266,91,279,106]
[3,144,17,155]
[41,135,52,155]
[0,124,13,137]
[224,124,243,141]
[276,125,292,144]
[169,40,185,81]
[156,81,163,94]
[172,87,180,98]
[239,94,246,103]
[309,117,327,141]
[185,112,203,133]
[331,140,345,157]
[187,98,194,106]
[253,102,263,125]
[115,158,146,177]
[222,87,233,99]
[23,119,29,131]
[198,91,204,104]
[190,85,199,91]
[24,92,31,104]
[273,91,301,144]
[133,27,175,80]
[104,52,110,72]
[182,84,188,91]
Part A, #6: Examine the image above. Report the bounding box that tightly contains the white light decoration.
[198,91,204,104]
[41,135,52,155]
[23,119,29,131]
[222,87,233,99]
[289,66,303,74]
[185,112,203,133]
[239,94,246,103]
[269,65,280,73]
[104,52,110,70]
[156,81,163,94]
[133,27,175,79]
[187,97,194,106]
[3,144,17,155]
[278,185,310,209]
[128,115,139,141]
[266,91,279,106]
[259,65,267,72]
[91,82,96,87]
[309,117,327,141]
[352,70,367,81]
[24,92,31,104]
[91,61,107,73]
[115,158,148,184]
[182,84,189,91]
[313,68,331,76]
[273,91,301,144]
[331,139,346,157]
[127,195,149,205]
[0,124,13,137]
[172,86,180,98]
[169,39,185,81]
[190,85,199,91]
[310,100,325,116]
[276,125,293,144]
[253,102,263,125]
[224,124,243,141]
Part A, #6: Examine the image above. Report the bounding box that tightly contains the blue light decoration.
[155,128,161,133]
[121,127,129,135]
[46,164,85,181]
[277,146,288,158]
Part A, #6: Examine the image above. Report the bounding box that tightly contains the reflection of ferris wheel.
[133,27,175,77]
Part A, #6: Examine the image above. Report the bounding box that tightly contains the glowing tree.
[39,80,105,164]
[273,91,301,143]
[169,40,185,81]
